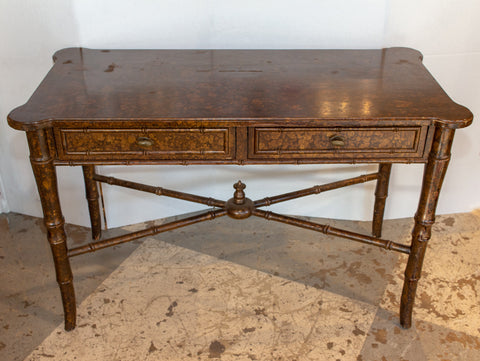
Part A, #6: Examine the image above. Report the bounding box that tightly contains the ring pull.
[136,136,154,147]
[329,134,345,147]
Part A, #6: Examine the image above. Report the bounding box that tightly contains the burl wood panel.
[55,127,235,160]
[249,126,429,160]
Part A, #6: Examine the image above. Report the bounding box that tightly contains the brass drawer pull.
[136,136,154,147]
[329,134,345,147]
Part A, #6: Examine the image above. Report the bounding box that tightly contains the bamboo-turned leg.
[27,129,76,331]
[372,163,392,237]
[400,126,455,328]
[82,165,102,240]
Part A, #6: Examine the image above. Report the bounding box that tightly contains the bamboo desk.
[8,48,472,331]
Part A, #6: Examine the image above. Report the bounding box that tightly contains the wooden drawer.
[248,126,430,160]
[54,128,235,161]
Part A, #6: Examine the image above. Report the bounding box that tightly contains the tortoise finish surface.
[8,48,472,130]
[6,48,473,332]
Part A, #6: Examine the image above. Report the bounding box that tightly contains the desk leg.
[82,165,102,240]
[400,126,454,329]
[372,163,392,237]
[27,129,76,331]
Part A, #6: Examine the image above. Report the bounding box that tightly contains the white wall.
[0,0,82,218]
[1,0,479,228]
[383,0,480,216]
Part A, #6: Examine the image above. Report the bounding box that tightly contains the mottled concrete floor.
[1,211,479,360]
[0,213,143,361]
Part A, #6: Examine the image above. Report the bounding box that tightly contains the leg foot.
[27,129,77,331]
[399,126,455,328]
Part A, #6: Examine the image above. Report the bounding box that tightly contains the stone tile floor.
[1,211,479,360]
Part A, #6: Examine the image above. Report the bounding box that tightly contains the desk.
[8,48,472,331]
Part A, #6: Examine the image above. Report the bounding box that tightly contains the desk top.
[8,47,472,131]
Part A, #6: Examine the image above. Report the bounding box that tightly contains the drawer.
[54,128,236,160]
[248,126,429,160]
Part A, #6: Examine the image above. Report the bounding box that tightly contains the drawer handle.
[329,135,345,147]
[136,137,154,147]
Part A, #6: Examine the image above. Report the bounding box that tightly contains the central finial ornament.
[233,180,246,204]
[226,180,254,219]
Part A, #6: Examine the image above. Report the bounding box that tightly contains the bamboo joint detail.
[67,171,411,258]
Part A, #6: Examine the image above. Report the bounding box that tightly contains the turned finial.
[233,180,246,204]
[226,180,253,219]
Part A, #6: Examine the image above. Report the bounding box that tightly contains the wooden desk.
[8,48,472,331]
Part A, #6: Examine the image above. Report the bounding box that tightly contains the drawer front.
[248,126,429,160]
[55,128,235,160]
